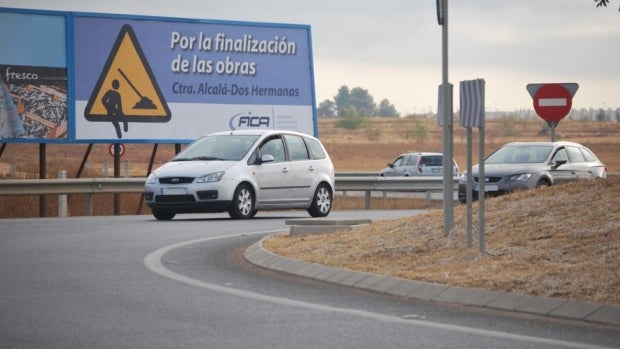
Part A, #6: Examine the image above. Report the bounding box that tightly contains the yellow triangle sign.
[84,24,171,125]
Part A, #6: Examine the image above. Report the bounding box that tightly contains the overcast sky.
[2,0,619,114]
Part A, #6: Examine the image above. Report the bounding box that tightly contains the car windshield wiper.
[173,156,223,161]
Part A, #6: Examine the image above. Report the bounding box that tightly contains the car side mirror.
[259,154,274,164]
[388,163,394,168]
[552,159,567,169]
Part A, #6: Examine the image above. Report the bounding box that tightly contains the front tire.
[228,183,255,219]
[152,209,175,221]
[307,183,332,217]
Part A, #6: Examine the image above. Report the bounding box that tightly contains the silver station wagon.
[144,130,335,220]
[458,141,607,203]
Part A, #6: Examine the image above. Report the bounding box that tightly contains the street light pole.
[439,0,454,236]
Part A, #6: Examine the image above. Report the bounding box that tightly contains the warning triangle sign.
[84,24,171,124]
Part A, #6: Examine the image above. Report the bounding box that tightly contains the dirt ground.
[265,177,620,306]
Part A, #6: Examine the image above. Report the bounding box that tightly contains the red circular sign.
[108,143,125,157]
[533,83,572,122]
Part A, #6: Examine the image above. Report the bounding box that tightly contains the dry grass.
[265,177,620,306]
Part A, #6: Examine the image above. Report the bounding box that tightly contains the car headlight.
[459,173,468,183]
[196,171,225,183]
[146,173,157,184]
[509,173,532,182]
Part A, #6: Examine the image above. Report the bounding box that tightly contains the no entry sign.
[108,143,125,157]
[527,83,579,122]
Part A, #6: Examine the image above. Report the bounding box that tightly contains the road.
[0,210,618,349]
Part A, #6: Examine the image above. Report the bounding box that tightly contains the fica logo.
[228,112,271,130]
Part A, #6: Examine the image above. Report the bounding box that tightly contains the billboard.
[0,8,317,143]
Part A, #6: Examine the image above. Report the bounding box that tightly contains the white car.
[379,152,459,177]
[144,130,335,220]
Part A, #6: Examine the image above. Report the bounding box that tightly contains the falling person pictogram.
[101,79,126,138]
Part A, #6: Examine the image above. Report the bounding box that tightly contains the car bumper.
[457,181,532,202]
[144,182,236,213]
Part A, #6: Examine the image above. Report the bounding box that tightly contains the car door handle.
[282,167,290,173]
[307,166,315,172]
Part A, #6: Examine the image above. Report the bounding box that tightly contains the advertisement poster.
[0,11,67,142]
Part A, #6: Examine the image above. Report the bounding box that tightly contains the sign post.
[459,79,485,251]
[527,83,578,141]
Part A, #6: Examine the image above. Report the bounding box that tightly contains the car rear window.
[284,135,310,161]
[580,148,598,162]
[405,155,419,166]
[567,146,585,163]
[305,137,326,160]
[421,156,442,166]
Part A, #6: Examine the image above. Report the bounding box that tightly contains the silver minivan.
[144,130,335,220]
[379,152,459,177]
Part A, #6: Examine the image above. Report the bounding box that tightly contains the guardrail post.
[85,194,93,216]
[365,191,371,209]
[58,170,67,217]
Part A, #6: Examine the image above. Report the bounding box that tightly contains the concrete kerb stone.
[313,266,345,281]
[516,296,568,316]
[458,288,504,307]
[285,218,373,226]
[351,274,390,289]
[403,281,449,301]
[388,280,427,297]
[295,262,332,279]
[244,235,620,326]
[286,218,372,236]
[324,269,359,284]
[432,286,477,304]
[585,305,620,325]
[367,278,406,294]
[289,225,353,236]
[339,271,376,287]
[550,300,602,321]
[485,293,534,311]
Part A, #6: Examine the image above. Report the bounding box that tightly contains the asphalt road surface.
[0,210,618,349]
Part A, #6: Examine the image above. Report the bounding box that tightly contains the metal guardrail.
[336,175,458,209]
[0,178,147,216]
[0,177,146,196]
[0,175,456,196]
[0,175,456,214]
[1,173,616,215]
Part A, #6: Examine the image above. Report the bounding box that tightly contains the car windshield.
[485,145,553,164]
[173,134,260,161]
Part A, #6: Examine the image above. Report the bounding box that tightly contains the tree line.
[317,85,400,118]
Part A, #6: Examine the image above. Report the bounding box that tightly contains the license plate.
[161,187,187,195]
[474,184,498,192]
[431,168,442,173]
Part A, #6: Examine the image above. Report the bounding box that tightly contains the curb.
[244,234,620,327]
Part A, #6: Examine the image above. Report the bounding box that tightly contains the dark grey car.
[458,141,607,203]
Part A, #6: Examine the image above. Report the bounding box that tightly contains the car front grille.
[159,177,194,184]
[473,176,502,183]
[155,195,195,203]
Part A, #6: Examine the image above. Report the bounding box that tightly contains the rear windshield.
[421,156,442,166]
